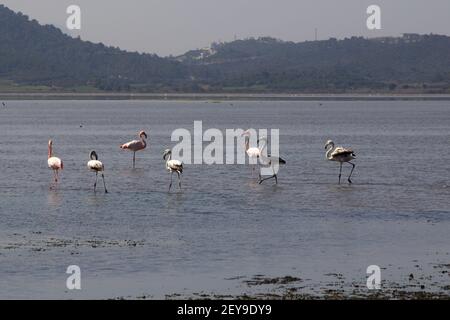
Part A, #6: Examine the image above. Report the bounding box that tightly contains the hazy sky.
[1,0,449,56]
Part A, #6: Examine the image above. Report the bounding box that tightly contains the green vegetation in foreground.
[0,80,103,93]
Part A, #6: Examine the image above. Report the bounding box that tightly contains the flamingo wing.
[120,139,145,151]
[247,147,260,158]
[88,160,104,171]
[167,160,183,173]
[331,147,355,157]
[48,157,63,170]
[268,155,286,165]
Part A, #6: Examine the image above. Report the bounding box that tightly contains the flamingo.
[242,129,261,175]
[120,131,148,168]
[163,149,183,191]
[256,137,286,184]
[87,151,108,193]
[47,140,63,182]
[325,140,356,184]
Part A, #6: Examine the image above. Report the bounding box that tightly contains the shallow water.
[0,100,449,299]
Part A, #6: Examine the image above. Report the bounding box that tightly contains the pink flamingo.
[120,131,148,168]
[47,140,63,182]
[242,129,261,175]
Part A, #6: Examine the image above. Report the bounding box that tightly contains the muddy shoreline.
[2,232,450,300]
[1,92,450,101]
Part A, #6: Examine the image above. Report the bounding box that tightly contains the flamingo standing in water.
[325,140,356,184]
[256,137,286,184]
[241,130,286,183]
[87,151,108,193]
[163,149,183,191]
[242,130,261,175]
[47,140,63,182]
[120,131,148,168]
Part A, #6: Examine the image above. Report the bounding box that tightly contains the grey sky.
[1,0,449,56]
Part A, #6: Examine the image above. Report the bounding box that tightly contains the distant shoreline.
[1,92,450,101]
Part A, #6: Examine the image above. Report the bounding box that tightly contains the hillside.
[179,36,450,93]
[0,4,449,93]
[0,4,190,92]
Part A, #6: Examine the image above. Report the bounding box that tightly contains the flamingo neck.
[258,139,270,164]
[259,139,267,153]
[165,153,172,163]
[141,137,147,147]
[48,145,52,159]
[326,144,335,160]
[244,137,249,151]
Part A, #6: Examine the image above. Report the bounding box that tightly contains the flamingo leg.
[168,171,173,191]
[177,172,182,190]
[258,163,272,184]
[347,162,356,184]
[259,166,277,184]
[133,152,136,168]
[259,174,277,184]
[102,173,108,193]
[94,172,98,192]
[338,162,343,184]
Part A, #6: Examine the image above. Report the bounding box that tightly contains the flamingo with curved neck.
[120,130,148,168]
[87,151,108,193]
[163,149,183,191]
[256,137,286,184]
[325,139,356,184]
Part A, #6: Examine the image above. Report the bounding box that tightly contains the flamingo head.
[325,140,334,149]
[139,131,148,139]
[163,149,171,160]
[257,136,268,144]
[241,129,252,137]
[90,151,98,161]
[48,140,53,158]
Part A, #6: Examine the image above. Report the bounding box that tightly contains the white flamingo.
[47,140,63,183]
[87,151,108,193]
[163,149,183,191]
[120,131,148,168]
[256,137,286,184]
[325,140,356,184]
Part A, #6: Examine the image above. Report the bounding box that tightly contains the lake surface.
[0,100,449,299]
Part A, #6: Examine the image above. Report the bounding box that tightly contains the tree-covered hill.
[0,4,190,91]
[179,36,450,92]
[0,4,449,93]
